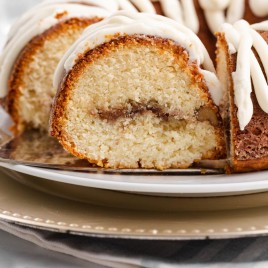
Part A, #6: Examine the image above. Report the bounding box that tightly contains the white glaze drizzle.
[117,0,138,12]
[120,0,268,35]
[7,0,118,41]
[135,0,268,34]
[0,2,111,98]
[120,0,199,33]
[180,0,199,34]
[158,0,183,23]
[114,0,268,35]
[54,11,222,105]
[143,0,268,33]
[39,0,119,10]
[126,0,155,13]
[221,20,268,130]
[2,0,268,52]
[200,0,233,34]
[249,0,268,17]
[115,0,268,34]
[2,0,268,102]
[226,0,245,24]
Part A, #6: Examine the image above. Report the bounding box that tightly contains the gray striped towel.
[1,220,268,268]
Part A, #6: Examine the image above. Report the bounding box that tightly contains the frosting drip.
[2,0,268,102]
[54,11,222,105]
[249,0,268,17]
[0,2,111,98]
[20,0,268,40]
[221,20,268,130]
[39,0,119,10]
[200,0,243,33]
[7,0,118,41]
[120,0,268,34]
[157,0,199,33]
[116,0,199,33]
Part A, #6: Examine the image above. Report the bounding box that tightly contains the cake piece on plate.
[50,11,226,170]
[216,20,268,172]
[0,0,115,134]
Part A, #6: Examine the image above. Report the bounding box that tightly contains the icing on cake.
[54,11,222,105]
[221,20,268,130]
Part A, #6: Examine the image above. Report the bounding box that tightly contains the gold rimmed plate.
[0,129,234,197]
[1,161,268,197]
[0,126,268,198]
[2,168,268,240]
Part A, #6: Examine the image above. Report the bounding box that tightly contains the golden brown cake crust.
[50,35,226,168]
[217,32,268,173]
[6,17,102,135]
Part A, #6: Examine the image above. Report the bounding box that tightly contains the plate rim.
[2,167,268,240]
[2,217,268,240]
[2,162,268,197]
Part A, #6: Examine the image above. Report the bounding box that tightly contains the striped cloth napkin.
[1,220,268,268]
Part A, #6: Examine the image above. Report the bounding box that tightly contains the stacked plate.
[1,126,268,240]
[2,162,268,197]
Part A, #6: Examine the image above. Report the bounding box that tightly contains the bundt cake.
[2,0,268,172]
[0,0,114,134]
[50,11,226,170]
[216,20,268,172]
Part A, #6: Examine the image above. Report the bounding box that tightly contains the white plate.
[1,162,268,197]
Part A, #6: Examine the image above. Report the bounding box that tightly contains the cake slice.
[216,20,268,172]
[50,12,226,170]
[0,1,112,134]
